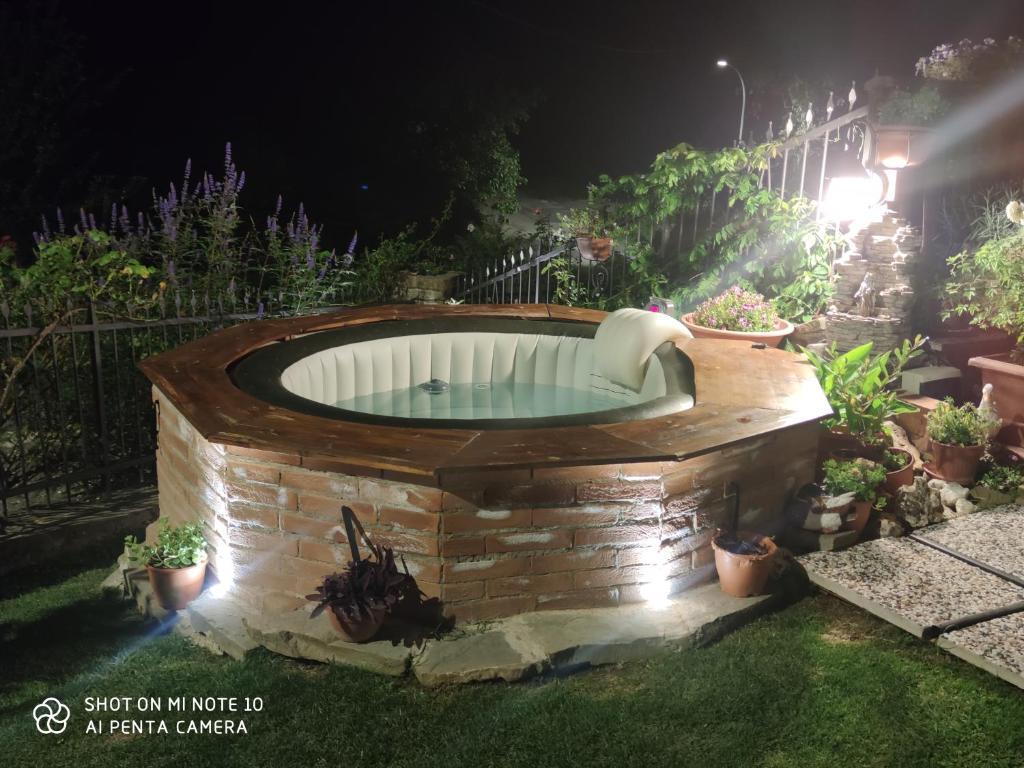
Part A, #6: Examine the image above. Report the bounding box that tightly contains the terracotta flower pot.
[326,605,387,643]
[711,530,777,598]
[680,313,794,348]
[884,448,915,494]
[576,235,612,262]
[842,499,873,536]
[929,440,985,485]
[147,556,207,611]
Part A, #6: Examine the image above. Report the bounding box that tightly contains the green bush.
[979,463,1024,493]
[822,458,886,502]
[800,337,925,446]
[926,399,997,447]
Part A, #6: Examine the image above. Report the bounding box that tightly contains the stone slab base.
[111,566,781,684]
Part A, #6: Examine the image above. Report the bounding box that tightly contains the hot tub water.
[335,380,638,420]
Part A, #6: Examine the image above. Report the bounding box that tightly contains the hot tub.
[231,318,695,428]
[140,304,829,625]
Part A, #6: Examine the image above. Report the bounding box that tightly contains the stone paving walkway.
[800,506,1024,690]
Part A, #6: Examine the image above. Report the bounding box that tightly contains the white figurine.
[979,383,1002,438]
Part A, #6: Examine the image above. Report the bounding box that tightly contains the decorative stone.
[955,498,978,517]
[878,515,905,537]
[971,484,1015,510]
[941,483,970,508]
[898,476,931,529]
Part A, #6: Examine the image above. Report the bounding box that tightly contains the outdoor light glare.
[716,59,728,67]
[881,154,909,169]
[822,173,886,222]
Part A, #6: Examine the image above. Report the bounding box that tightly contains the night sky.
[14,0,1024,242]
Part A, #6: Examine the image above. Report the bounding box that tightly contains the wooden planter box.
[969,353,1024,452]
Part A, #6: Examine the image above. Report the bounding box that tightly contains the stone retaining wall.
[152,388,817,623]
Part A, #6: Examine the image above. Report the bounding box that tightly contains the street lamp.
[716,59,746,146]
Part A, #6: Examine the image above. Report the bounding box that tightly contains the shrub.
[124,519,206,569]
[927,399,998,447]
[801,337,925,446]
[822,458,886,502]
[946,208,1024,344]
[691,287,779,331]
[979,463,1024,493]
[876,86,950,126]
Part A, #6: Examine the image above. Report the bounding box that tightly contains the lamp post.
[716,59,746,146]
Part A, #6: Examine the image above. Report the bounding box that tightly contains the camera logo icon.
[32,698,70,735]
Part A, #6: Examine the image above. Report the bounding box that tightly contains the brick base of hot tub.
[152,390,818,624]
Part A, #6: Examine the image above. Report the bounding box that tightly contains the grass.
[2,551,1024,768]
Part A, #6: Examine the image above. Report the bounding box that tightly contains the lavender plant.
[33,143,356,316]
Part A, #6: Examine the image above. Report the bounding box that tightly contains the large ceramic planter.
[969,353,1024,426]
[326,605,387,643]
[883,448,915,494]
[680,313,794,348]
[929,440,985,485]
[711,530,777,597]
[576,235,612,262]
[147,556,207,611]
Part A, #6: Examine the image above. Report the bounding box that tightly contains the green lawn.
[2,551,1023,768]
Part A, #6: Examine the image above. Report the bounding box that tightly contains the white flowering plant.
[916,37,1024,82]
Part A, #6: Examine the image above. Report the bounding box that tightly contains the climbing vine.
[578,142,839,321]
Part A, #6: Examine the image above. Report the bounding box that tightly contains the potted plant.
[306,544,414,643]
[926,399,998,484]
[871,85,949,168]
[710,529,778,598]
[948,200,1024,427]
[681,287,794,347]
[801,337,925,458]
[882,447,915,493]
[822,458,887,535]
[125,519,208,611]
[558,208,612,262]
[306,508,417,643]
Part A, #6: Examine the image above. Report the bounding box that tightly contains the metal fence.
[455,237,632,306]
[0,292,330,523]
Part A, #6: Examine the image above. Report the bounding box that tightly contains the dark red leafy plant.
[306,542,415,623]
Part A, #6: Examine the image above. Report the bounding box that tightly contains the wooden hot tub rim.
[139,303,832,481]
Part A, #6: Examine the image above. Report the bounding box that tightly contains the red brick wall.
[152,388,817,622]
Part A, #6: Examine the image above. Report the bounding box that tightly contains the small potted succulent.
[821,458,887,535]
[681,287,793,347]
[125,519,208,611]
[926,399,999,484]
[558,208,612,262]
[306,540,416,643]
[882,447,915,494]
